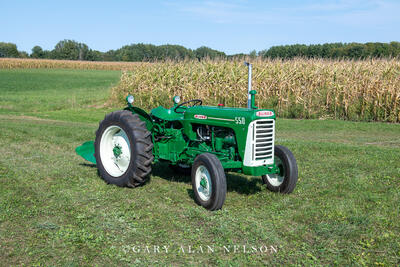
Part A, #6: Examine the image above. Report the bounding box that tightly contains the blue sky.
[1,0,399,54]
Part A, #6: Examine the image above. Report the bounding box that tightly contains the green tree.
[110,43,194,62]
[86,49,103,61]
[0,42,19,58]
[53,40,89,60]
[31,46,44,58]
[194,46,226,60]
[259,42,400,59]
[249,50,257,59]
[19,51,29,58]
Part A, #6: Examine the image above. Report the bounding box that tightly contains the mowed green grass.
[0,69,399,266]
[0,68,121,122]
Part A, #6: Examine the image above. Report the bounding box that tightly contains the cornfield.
[111,58,400,123]
[1,57,399,122]
[0,58,145,70]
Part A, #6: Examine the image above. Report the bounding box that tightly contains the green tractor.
[76,63,298,210]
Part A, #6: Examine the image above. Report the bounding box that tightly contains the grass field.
[0,68,399,265]
[0,68,121,122]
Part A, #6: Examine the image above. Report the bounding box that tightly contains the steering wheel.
[174,99,202,113]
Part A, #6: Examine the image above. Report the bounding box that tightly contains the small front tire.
[262,145,298,193]
[191,153,227,211]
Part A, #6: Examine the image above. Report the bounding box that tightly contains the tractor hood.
[184,106,276,123]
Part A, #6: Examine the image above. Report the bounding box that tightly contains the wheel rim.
[99,125,131,177]
[195,165,212,201]
[266,157,285,187]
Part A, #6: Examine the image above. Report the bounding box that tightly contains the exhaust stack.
[244,62,252,108]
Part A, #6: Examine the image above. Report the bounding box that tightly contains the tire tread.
[94,110,153,188]
[191,153,227,211]
[263,145,298,194]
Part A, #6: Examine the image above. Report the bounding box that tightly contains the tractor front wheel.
[94,110,153,187]
[262,145,298,193]
[191,153,227,211]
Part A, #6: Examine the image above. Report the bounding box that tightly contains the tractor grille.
[253,120,274,161]
[243,119,275,167]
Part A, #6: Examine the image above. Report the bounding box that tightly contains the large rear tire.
[262,145,298,193]
[94,110,153,187]
[191,153,227,211]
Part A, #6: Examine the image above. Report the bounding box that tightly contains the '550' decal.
[194,114,245,124]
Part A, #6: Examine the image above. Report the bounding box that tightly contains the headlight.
[126,95,134,104]
[173,96,181,104]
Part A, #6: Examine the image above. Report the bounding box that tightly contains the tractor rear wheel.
[191,153,227,211]
[94,110,153,187]
[262,145,298,193]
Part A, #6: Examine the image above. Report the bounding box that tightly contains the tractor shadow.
[152,162,264,200]
[79,163,97,168]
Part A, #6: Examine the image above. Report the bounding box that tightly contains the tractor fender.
[124,106,153,131]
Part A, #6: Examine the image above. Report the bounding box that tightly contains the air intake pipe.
[244,62,257,109]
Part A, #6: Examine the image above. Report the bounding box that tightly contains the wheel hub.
[113,144,122,158]
[195,165,212,201]
[99,125,131,177]
[200,177,208,189]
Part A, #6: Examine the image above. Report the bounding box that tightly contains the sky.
[1,0,399,55]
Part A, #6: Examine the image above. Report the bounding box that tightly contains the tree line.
[1,40,400,61]
[0,40,226,61]
[259,42,400,59]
